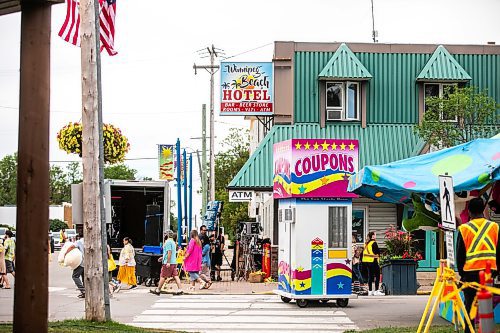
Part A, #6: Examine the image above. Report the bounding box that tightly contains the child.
[199,234,213,289]
[176,245,186,279]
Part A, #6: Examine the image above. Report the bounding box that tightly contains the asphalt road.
[0,252,449,331]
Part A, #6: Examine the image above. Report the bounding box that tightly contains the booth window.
[424,83,458,122]
[326,82,359,121]
[352,208,367,244]
[328,206,348,248]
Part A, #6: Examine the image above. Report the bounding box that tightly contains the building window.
[352,208,367,244]
[424,83,457,121]
[326,82,360,121]
[328,206,348,248]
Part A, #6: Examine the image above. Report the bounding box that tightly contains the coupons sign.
[220,62,273,116]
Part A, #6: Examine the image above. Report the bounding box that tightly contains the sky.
[0,0,499,219]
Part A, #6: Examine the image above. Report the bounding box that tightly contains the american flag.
[58,0,117,56]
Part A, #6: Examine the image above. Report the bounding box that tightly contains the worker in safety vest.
[457,197,500,333]
[362,231,383,296]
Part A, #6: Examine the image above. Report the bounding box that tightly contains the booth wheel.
[296,299,308,308]
[336,298,349,308]
[280,296,292,303]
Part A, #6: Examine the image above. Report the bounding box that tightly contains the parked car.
[52,231,61,250]
[0,227,7,240]
[66,229,77,239]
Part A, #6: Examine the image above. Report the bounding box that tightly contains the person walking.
[3,230,16,289]
[117,237,137,290]
[150,230,183,296]
[362,231,383,296]
[457,197,499,333]
[211,227,225,281]
[351,235,365,294]
[107,244,119,295]
[199,234,213,289]
[64,235,85,298]
[60,228,67,245]
[0,239,6,288]
[183,229,204,291]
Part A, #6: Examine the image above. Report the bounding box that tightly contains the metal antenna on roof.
[371,0,378,43]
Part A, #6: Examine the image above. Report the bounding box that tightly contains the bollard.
[477,271,495,333]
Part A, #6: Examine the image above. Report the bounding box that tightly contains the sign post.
[438,175,456,230]
[439,175,456,264]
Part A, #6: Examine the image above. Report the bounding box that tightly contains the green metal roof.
[417,45,472,81]
[228,123,422,189]
[318,43,373,80]
[295,51,500,124]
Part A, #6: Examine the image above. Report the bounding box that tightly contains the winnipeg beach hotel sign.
[220,62,273,116]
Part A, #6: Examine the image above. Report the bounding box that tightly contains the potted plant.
[57,122,130,164]
[380,225,422,295]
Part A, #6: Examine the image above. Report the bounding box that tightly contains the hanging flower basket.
[57,122,130,164]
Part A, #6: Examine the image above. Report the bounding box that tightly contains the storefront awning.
[417,45,472,82]
[318,43,372,80]
[348,138,500,203]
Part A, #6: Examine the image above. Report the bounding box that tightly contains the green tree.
[49,219,68,232]
[50,165,71,204]
[104,164,137,180]
[66,161,82,184]
[214,129,251,240]
[415,86,500,148]
[0,153,17,206]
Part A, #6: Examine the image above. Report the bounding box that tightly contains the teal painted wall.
[294,51,500,124]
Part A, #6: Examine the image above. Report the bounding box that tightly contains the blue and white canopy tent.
[348,138,500,231]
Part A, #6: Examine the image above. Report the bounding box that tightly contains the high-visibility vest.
[362,240,379,263]
[459,218,498,272]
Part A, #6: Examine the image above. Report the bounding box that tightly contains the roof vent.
[487,42,496,45]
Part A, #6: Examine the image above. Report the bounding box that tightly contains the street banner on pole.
[220,62,273,116]
[439,175,456,230]
[158,144,174,180]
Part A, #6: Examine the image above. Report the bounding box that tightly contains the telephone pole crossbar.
[193,45,221,203]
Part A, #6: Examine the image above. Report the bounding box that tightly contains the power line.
[0,105,201,115]
[221,42,273,61]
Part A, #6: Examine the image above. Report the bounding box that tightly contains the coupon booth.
[274,139,359,308]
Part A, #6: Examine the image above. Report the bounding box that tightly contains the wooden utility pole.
[80,0,106,321]
[201,104,207,215]
[13,2,51,332]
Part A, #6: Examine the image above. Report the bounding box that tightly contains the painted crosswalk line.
[129,294,358,332]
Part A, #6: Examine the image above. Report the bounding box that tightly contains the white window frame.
[352,206,368,245]
[326,81,360,121]
[424,83,458,122]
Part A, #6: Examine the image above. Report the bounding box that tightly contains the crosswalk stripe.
[131,294,358,332]
[142,309,347,316]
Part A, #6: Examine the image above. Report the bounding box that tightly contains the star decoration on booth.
[337,282,344,289]
[299,184,307,194]
[321,140,330,151]
[297,266,304,272]
[342,174,351,181]
[331,142,337,150]
[345,259,351,265]
[304,142,311,150]
[295,142,302,150]
[349,142,356,150]
[313,142,319,150]
[340,142,346,150]
[321,176,329,185]
[300,282,305,288]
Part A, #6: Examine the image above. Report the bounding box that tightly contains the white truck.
[72,180,171,249]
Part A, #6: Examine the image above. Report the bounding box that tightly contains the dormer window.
[326,82,359,121]
[424,83,458,122]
